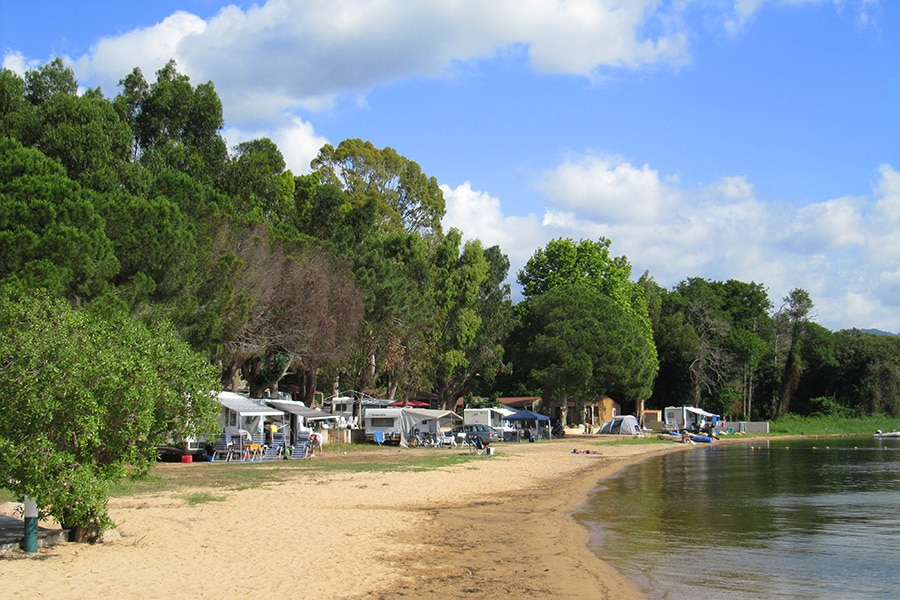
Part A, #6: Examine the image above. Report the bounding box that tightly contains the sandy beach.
[0,437,687,599]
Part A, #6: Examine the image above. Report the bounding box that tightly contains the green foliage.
[220,137,293,219]
[518,237,631,300]
[523,283,658,404]
[0,290,220,538]
[24,57,77,104]
[312,138,445,236]
[0,137,119,299]
[769,414,900,436]
[510,239,657,406]
[117,60,228,185]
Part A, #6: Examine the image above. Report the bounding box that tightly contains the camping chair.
[211,436,231,461]
[291,432,310,460]
[373,431,385,446]
[230,435,246,462]
[440,431,457,448]
[264,432,285,460]
[469,437,489,455]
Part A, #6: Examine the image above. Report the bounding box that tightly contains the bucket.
[181,454,193,463]
[486,447,496,456]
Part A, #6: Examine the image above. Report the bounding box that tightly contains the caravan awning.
[402,408,462,422]
[684,406,718,418]
[217,392,284,417]
[265,400,337,421]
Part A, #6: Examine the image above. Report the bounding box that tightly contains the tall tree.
[524,283,658,411]
[311,138,445,237]
[773,288,814,418]
[115,60,228,184]
[0,68,27,137]
[217,225,364,401]
[513,237,657,410]
[220,137,294,220]
[23,57,77,105]
[424,231,514,409]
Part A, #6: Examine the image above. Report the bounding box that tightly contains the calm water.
[576,436,900,599]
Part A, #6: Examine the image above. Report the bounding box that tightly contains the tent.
[503,409,552,439]
[597,415,643,436]
[398,408,461,447]
[217,391,285,418]
[503,409,550,424]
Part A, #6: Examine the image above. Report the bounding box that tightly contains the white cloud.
[787,196,866,250]
[724,0,881,34]
[270,116,329,175]
[2,51,33,75]
[536,155,679,224]
[63,0,693,128]
[74,11,207,91]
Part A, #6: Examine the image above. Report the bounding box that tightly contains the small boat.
[690,434,715,443]
[874,429,900,438]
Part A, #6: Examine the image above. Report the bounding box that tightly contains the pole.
[22,496,38,553]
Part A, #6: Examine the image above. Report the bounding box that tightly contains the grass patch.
[105,444,483,497]
[770,414,900,436]
[178,491,228,505]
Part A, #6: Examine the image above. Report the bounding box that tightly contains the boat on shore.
[874,429,900,438]
[657,431,715,444]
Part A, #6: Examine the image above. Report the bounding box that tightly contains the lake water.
[576,436,900,599]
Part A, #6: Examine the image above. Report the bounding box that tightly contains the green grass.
[178,491,228,505]
[105,444,482,497]
[769,414,900,436]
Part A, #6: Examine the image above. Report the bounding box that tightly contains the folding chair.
[211,436,231,461]
[291,433,310,459]
[469,437,489,455]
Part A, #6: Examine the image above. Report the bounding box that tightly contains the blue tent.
[503,409,551,440]
[503,409,550,422]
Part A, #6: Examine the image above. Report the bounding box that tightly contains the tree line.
[2,58,899,537]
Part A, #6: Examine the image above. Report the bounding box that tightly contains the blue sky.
[2,0,899,332]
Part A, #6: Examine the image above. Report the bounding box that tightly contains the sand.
[0,437,687,599]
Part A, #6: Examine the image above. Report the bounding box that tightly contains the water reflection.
[577,437,900,599]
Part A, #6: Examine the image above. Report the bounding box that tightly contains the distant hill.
[861,329,900,337]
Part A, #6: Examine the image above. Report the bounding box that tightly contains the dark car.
[451,424,499,444]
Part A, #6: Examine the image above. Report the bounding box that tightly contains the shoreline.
[359,440,686,600]
[0,438,686,599]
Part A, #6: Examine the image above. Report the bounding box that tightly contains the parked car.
[451,424,499,444]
